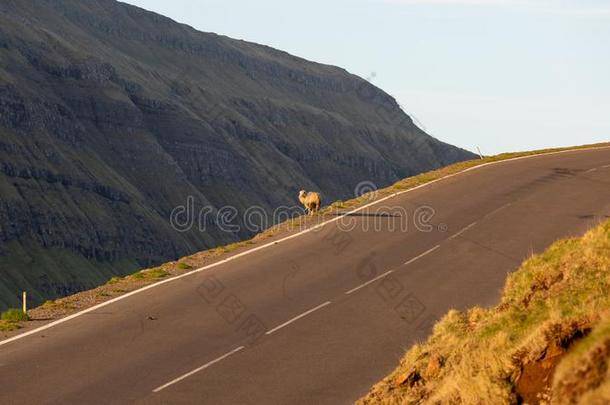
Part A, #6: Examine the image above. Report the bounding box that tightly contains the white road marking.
[2,146,609,347]
[585,168,598,173]
[404,245,441,265]
[266,301,332,335]
[483,202,512,219]
[601,164,610,169]
[344,270,394,295]
[449,222,477,240]
[152,346,245,393]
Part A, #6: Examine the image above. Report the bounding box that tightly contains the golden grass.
[1,308,29,322]
[0,319,22,332]
[552,314,610,405]
[357,219,610,404]
[128,267,169,281]
[0,308,29,332]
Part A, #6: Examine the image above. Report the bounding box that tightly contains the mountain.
[0,0,475,309]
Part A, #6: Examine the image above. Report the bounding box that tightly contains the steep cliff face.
[0,0,475,309]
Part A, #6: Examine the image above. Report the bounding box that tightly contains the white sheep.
[298,190,321,215]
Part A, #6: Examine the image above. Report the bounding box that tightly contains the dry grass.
[0,308,29,332]
[1,308,29,322]
[552,314,610,405]
[0,320,22,332]
[357,219,610,405]
[127,267,169,281]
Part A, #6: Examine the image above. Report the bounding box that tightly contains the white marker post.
[22,291,27,313]
[476,146,484,159]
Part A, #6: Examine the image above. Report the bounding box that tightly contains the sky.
[123,0,609,154]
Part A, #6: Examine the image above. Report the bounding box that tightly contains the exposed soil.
[515,325,591,404]
[516,343,565,404]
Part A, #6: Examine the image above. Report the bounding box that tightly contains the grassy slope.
[358,219,610,405]
[3,143,609,333]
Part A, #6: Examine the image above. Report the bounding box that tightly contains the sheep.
[298,190,321,215]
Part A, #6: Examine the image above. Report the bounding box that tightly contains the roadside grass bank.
[0,308,29,332]
[357,218,610,404]
[3,142,608,335]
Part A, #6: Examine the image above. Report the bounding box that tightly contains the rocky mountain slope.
[0,0,475,309]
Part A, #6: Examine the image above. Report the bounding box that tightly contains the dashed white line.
[344,270,394,295]
[404,245,441,265]
[265,301,332,335]
[152,345,245,393]
[483,202,512,219]
[449,222,477,240]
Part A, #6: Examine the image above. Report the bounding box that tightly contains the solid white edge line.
[265,301,332,335]
[1,145,609,347]
[404,245,441,265]
[152,346,245,393]
[449,222,477,240]
[344,270,394,295]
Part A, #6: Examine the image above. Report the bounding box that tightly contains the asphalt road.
[1,148,609,405]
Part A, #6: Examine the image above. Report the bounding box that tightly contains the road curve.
[1,148,609,404]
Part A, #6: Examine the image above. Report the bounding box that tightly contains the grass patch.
[146,268,169,278]
[176,262,192,270]
[129,272,145,280]
[0,320,21,332]
[128,267,169,281]
[105,276,122,285]
[358,219,610,404]
[0,308,29,333]
[1,308,29,322]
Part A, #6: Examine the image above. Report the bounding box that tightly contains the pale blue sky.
[123,0,609,154]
